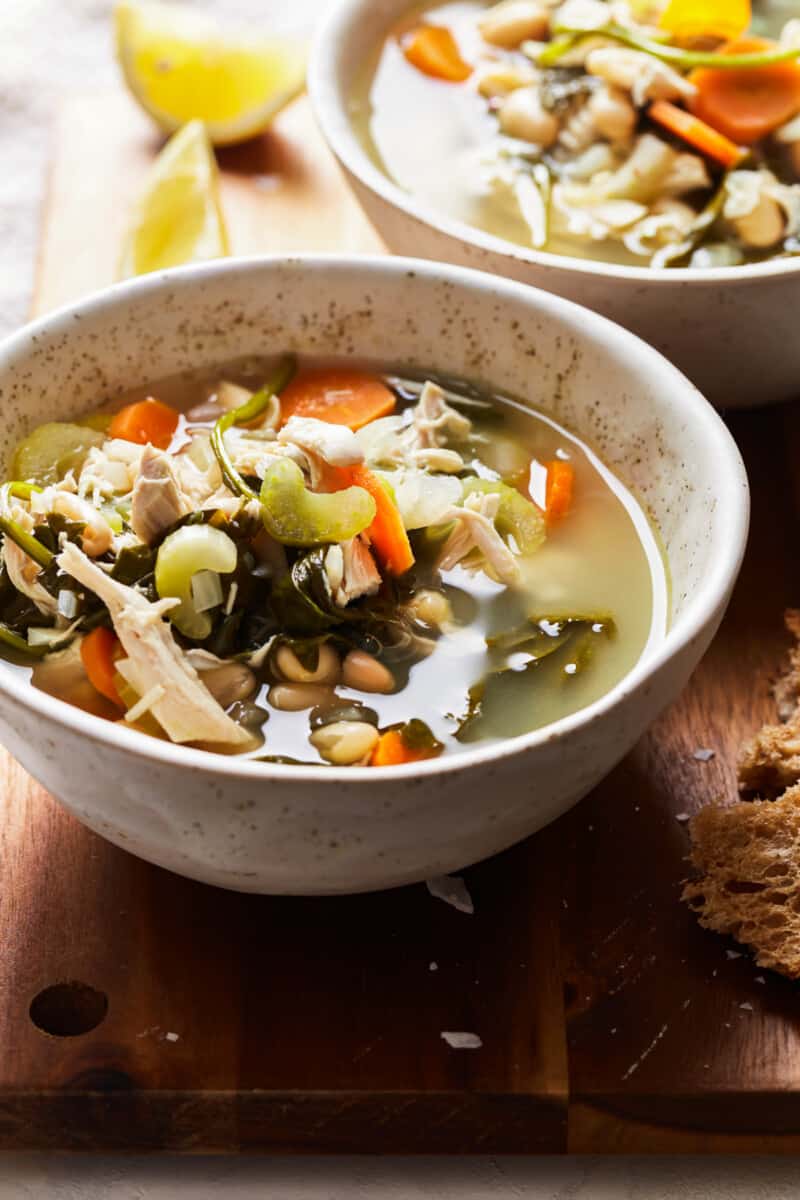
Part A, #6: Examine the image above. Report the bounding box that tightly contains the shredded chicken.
[324,536,382,607]
[410,382,472,450]
[130,445,192,546]
[584,46,696,105]
[278,416,365,468]
[437,492,521,586]
[2,537,58,617]
[58,542,250,746]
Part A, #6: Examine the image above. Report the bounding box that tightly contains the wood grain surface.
[1,85,798,1152]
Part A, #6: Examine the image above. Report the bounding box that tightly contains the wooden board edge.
[568,1098,800,1153]
[0,1091,566,1154]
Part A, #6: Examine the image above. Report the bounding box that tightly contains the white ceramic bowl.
[0,256,748,893]
[309,0,800,409]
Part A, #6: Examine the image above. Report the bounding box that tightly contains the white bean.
[274,642,340,685]
[478,0,549,49]
[202,663,257,707]
[498,86,559,148]
[269,683,337,712]
[342,650,396,694]
[475,62,538,99]
[409,589,453,630]
[734,195,786,249]
[310,721,379,766]
[587,86,636,144]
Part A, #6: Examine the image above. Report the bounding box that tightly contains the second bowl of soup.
[310,0,800,406]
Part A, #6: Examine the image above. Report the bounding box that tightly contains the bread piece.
[738,611,800,794]
[683,785,800,978]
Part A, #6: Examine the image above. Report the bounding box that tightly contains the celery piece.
[260,459,376,546]
[155,523,237,639]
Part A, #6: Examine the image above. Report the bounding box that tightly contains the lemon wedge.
[119,119,229,278]
[115,1,306,146]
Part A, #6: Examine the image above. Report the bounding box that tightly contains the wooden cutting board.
[3,85,800,1153]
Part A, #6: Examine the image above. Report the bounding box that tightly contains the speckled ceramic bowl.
[309,0,800,409]
[0,256,748,893]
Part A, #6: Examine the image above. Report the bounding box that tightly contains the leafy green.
[456,616,615,742]
[270,548,348,636]
[111,544,157,587]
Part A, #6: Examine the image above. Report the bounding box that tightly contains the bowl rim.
[0,253,750,783]
[308,0,800,289]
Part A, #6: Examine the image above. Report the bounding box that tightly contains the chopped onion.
[190,569,224,613]
[27,626,70,647]
[57,590,79,620]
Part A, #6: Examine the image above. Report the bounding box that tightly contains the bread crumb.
[441,1031,482,1049]
[739,611,800,793]
[426,875,474,914]
[684,785,800,978]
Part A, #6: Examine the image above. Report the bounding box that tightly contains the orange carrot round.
[81,627,124,707]
[278,369,396,432]
[108,397,179,449]
[545,460,574,524]
[402,25,472,83]
[649,100,744,167]
[345,465,415,576]
[371,729,440,767]
[689,38,800,145]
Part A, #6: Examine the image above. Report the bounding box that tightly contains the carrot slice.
[278,369,396,432]
[81,627,124,707]
[108,397,179,449]
[545,460,574,524]
[345,465,415,576]
[659,0,750,42]
[402,25,472,83]
[649,99,744,167]
[689,38,800,145]
[371,729,441,767]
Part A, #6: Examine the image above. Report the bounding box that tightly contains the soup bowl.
[0,256,748,893]
[309,0,800,409]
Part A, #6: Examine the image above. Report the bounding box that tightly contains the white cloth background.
[0,0,794,1193]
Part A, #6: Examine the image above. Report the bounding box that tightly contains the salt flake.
[429,962,439,972]
[426,875,474,915]
[441,1031,482,1050]
[164,1031,180,1043]
[693,748,715,762]
[725,950,742,960]
[739,1002,754,1012]
[675,812,691,823]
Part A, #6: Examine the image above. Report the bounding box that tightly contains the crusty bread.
[683,785,800,978]
[739,610,800,794]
